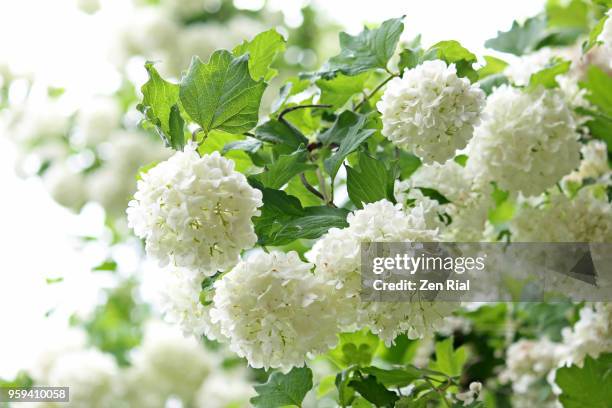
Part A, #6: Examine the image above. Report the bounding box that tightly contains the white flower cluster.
[110,6,265,78]
[35,348,121,408]
[127,143,262,274]
[559,303,612,367]
[309,200,456,344]
[211,251,339,371]
[195,373,256,408]
[157,265,224,341]
[73,97,122,147]
[123,322,214,407]
[510,187,612,243]
[467,85,580,196]
[500,338,561,393]
[378,60,485,164]
[455,382,483,406]
[562,140,611,187]
[394,160,493,241]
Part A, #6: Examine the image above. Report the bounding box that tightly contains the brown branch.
[300,173,325,201]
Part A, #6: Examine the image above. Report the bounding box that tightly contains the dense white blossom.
[309,200,455,343]
[500,338,561,393]
[467,85,580,196]
[44,163,88,211]
[74,98,122,147]
[86,131,170,217]
[377,60,485,163]
[127,143,262,274]
[562,140,610,187]
[196,373,256,408]
[560,303,612,366]
[45,349,121,408]
[211,251,339,371]
[123,322,214,407]
[394,161,493,241]
[509,187,612,242]
[157,265,224,341]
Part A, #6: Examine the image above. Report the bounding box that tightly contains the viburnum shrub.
[127,6,612,407]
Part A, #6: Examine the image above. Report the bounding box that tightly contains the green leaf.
[254,149,315,189]
[431,338,468,377]
[580,66,612,116]
[335,369,357,407]
[427,40,478,81]
[361,366,422,387]
[250,366,313,408]
[477,56,509,79]
[222,138,262,154]
[414,187,451,205]
[253,188,349,246]
[284,171,322,207]
[576,107,612,148]
[347,151,394,208]
[328,329,380,368]
[477,74,509,95]
[556,353,612,408]
[397,151,422,179]
[316,72,369,109]
[168,104,186,150]
[136,161,159,181]
[254,119,309,149]
[454,154,468,167]
[179,51,266,134]
[326,17,405,76]
[398,48,421,71]
[323,113,375,179]
[199,130,253,173]
[348,376,399,407]
[527,59,571,90]
[546,0,589,30]
[485,16,548,56]
[93,259,118,272]
[138,62,180,146]
[45,277,64,284]
[233,29,287,81]
[583,14,608,52]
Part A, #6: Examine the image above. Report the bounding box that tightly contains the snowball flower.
[560,303,612,367]
[123,321,214,407]
[377,60,485,163]
[562,140,610,187]
[500,338,561,393]
[196,373,256,408]
[46,349,121,408]
[44,163,87,212]
[467,85,580,196]
[309,200,456,343]
[211,251,339,371]
[510,187,612,242]
[74,97,121,147]
[158,265,224,341]
[87,131,170,217]
[127,143,262,274]
[394,160,493,241]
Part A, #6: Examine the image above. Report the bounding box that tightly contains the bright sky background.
[0,0,544,378]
